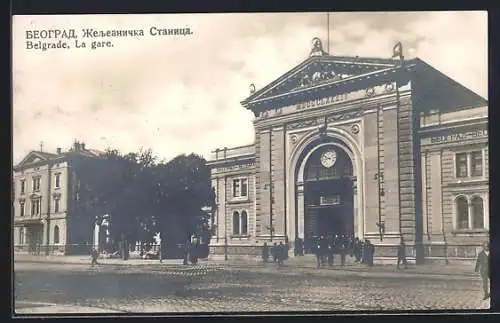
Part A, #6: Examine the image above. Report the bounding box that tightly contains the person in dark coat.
[271,242,278,263]
[366,240,375,266]
[354,237,362,263]
[340,235,348,266]
[314,236,322,268]
[296,238,304,256]
[261,242,269,263]
[90,248,99,266]
[320,235,329,266]
[397,237,408,269]
[327,235,335,267]
[277,241,285,267]
[475,242,490,300]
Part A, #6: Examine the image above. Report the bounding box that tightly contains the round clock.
[320,150,337,168]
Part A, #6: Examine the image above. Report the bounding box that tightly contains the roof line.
[243,65,410,106]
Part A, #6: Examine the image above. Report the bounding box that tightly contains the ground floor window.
[232,210,248,236]
[471,196,484,229]
[54,225,60,244]
[455,195,486,230]
[19,227,25,245]
[456,196,469,229]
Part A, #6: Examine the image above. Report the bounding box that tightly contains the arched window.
[240,211,248,235]
[19,227,24,245]
[456,196,469,229]
[232,211,240,235]
[471,196,484,229]
[54,225,60,244]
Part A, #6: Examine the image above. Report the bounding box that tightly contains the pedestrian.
[271,242,278,263]
[354,237,362,263]
[366,240,375,267]
[277,241,285,267]
[90,248,99,266]
[475,241,490,300]
[327,235,335,267]
[314,236,322,268]
[340,235,347,266]
[298,238,304,256]
[261,242,269,263]
[320,235,329,266]
[397,237,408,269]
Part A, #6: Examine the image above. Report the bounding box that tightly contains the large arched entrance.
[288,132,361,254]
[302,146,355,245]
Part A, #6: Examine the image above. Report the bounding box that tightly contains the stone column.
[94,223,100,250]
[297,183,305,239]
[353,181,359,238]
[468,199,473,230]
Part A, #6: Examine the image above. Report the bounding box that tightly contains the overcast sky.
[12,11,487,164]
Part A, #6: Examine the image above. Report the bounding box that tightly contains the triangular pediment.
[15,151,57,169]
[242,55,400,107]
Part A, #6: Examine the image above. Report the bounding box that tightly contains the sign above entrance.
[256,83,397,121]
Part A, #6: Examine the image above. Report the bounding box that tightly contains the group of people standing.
[261,241,288,267]
[311,234,375,268]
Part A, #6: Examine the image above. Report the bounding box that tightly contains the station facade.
[207,39,488,262]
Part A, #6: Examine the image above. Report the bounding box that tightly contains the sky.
[12,11,488,164]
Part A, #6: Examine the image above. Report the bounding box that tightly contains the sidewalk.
[14,254,185,267]
[14,254,478,279]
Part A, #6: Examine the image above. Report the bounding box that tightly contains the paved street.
[14,259,490,314]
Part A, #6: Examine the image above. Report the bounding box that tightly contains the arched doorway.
[292,136,358,253]
[301,145,355,251]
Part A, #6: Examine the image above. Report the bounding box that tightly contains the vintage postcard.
[12,11,489,315]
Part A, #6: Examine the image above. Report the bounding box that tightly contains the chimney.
[81,143,86,150]
[57,148,62,154]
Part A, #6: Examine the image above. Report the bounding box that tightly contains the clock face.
[320,150,337,168]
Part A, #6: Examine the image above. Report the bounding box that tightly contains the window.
[471,196,484,229]
[20,180,25,194]
[455,153,468,178]
[232,178,248,198]
[31,199,41,216]
[32,177,41,192]
[55,173,61,188]
[54,225,60,244]
[19,201,25,217]
[19,227,24,245]
[456,196,469,229]
[240,211,248,235]
[232,211,240,235]
[471,152,483,177]
[54,199,60,213]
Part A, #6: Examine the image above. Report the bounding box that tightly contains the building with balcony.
[13,141,105,255]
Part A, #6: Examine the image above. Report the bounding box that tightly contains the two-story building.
[207,38,488,263]
[13,141,105,255]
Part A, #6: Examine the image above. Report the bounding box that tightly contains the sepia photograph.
[12,11,489,315]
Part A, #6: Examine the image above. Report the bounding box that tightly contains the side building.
[13,141,105,255]
[207,38,488,262]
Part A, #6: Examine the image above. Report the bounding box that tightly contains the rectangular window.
[32,177,41,192]
[471,151,483,177]
[232,178,248,198]
[31,199,41,216]
[20,202,25,217]
[20,180,25,194]
[55,173,61,188]
[455,153,468,178]
[54,199,60,213]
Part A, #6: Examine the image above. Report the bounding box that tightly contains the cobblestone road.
[14,261,490,314]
